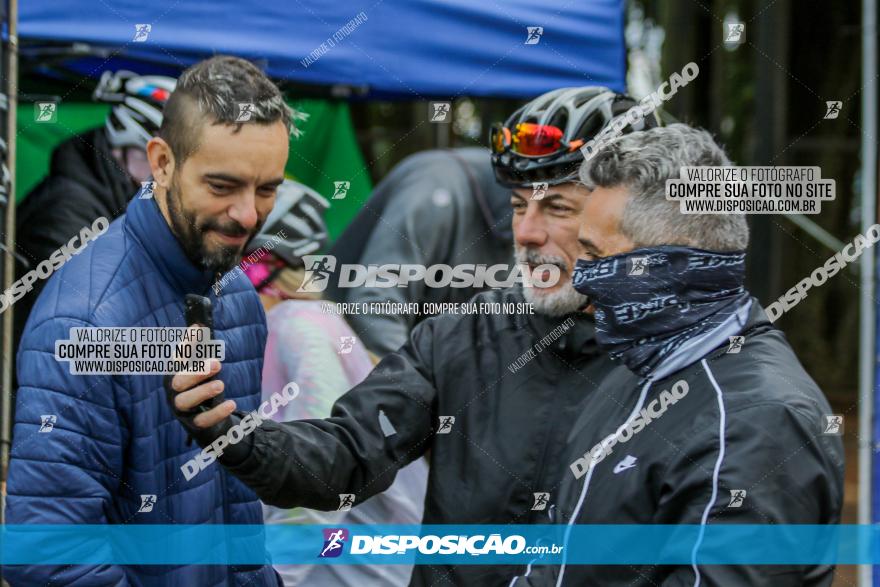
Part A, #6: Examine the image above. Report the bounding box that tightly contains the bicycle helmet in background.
[490,86,661,187]
[93,70,176,148]
[245,179,330,268]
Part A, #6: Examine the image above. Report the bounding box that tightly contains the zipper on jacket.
[213,271,222,299]
[531,398,558,523]
[528,324,574,522]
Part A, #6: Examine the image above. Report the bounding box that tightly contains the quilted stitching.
[7,196,276,586]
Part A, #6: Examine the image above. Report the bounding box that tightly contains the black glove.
[164,374,254,465]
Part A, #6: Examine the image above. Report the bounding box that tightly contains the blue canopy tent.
[18,0,626,98]
[12,0,627,248]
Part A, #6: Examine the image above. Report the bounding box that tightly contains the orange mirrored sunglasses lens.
[513,123,564,156]
[492,126,512,153]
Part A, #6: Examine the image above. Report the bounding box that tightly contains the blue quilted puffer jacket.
[7,194,280,586]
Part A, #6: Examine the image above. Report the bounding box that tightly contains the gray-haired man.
[512,123,844,586]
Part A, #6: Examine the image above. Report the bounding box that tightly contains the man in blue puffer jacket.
[6,55,293,586]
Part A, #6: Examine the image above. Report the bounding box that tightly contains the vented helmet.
[490,86,661,187]
[246,179,330,268]
[93,70,176,148]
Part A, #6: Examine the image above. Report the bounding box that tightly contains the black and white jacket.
[514,300,845,586]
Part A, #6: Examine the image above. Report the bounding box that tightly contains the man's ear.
[146,136,175,189]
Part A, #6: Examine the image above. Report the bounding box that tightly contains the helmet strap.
[255,264,286,292]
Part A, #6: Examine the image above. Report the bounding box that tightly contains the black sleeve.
[13,177,124,388]
[15,176,121,303]
[222,317,440,510]
[16,176,116,268]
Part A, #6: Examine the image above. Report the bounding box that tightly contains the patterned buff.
[571,246,750,377]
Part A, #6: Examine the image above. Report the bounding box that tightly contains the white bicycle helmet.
[93,70,176,148]
[490,87,661,186]
[246,180,330,268]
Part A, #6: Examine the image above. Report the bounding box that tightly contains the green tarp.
[16,99,371,242]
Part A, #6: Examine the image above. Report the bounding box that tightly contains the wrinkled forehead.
[580,186,632,248]
[511,183,589,205]
[180,120,289,181]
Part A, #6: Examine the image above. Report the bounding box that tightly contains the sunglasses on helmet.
[490,122,585,157]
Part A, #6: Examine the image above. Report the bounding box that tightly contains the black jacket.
[513,300,845,586]
[222,288,615,586]
[14,127,135,360]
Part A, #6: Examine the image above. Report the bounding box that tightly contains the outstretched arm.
[166,319,440,510]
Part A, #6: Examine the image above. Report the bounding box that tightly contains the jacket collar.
[648,299,752,381]
[124,193,217,295]
[528,307,599,356]
[647,296,772,382]
[561,312,599,356]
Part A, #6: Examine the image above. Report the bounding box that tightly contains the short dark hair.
[159,55,293,164]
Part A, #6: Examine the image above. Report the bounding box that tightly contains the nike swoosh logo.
[613,458,637,474]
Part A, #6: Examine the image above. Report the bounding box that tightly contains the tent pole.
[0,0,17,526]
[859,0,877,584]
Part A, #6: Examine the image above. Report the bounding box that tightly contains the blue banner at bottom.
[0,524,874,565]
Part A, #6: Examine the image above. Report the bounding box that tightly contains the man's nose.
[515,206,548,247]
[227,191,259,231]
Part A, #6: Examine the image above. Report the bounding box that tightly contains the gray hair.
[578,123,749,251]
[160,55,301,164]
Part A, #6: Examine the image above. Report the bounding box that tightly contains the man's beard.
[165,176,260,274]
[515,245,588,317]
